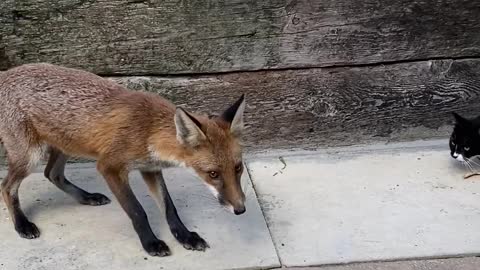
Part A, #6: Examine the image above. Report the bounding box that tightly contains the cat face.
[450,112,480,160]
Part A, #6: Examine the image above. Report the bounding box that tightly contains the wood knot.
[292,15,301,25]
[429,59,453,77]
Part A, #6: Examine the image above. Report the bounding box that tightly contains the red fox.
[0,63,246,256]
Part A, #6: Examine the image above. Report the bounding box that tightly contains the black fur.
[140,171,209,251]
[449,112,480,159]
[221,94,245,123]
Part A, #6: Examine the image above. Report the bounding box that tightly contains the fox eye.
[465,146,470,151]
[235,164,243,173]
[209,171,219,179]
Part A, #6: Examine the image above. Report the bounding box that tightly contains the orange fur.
[0,63,246,211]
[0,63,247,254]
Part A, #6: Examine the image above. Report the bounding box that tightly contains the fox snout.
[231,194,246,215]
[215,190,246,215]
[233,205,246,215]
[221,198,246,215]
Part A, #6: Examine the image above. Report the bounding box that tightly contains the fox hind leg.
[1,136,42,239]
[44,147,110,206]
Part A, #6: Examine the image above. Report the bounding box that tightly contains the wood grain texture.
[1,58,479,166]
[0,0,479,74]
[109,58,480,149]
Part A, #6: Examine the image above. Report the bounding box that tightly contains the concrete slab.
[247,140,480,267]
[286,256,480,270]
[0,166,279,270]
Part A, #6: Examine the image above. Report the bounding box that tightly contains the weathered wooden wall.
[1,58,479,166]
[1,0,479,74]
[1,0,480,165]
[111,58,480,149]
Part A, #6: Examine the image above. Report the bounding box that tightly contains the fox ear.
[221,94,246,137]
[175,108,206,147]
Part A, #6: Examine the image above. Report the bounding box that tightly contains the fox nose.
[234,207,246,215]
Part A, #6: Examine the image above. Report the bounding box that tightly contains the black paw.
[173,230,209,251]
[80,193,111,206]
[143,240,171,257]
[15,220,40,239]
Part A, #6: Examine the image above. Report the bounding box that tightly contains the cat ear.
[175,108,206,147]
[452,112,470,127]
[221,94,246,137]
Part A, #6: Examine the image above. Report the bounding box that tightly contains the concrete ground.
[285,256,480,269]
[1,139,480,269]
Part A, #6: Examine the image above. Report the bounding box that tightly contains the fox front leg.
[141,171,209,251]
[97,163,171,256]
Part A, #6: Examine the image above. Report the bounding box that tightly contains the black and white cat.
[449,112,480,162]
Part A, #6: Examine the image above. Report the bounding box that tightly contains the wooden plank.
[1,58,479,167]
[109,58,480,149]
[1,0,479,74]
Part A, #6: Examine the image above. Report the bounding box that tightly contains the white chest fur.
[130,147,185,172]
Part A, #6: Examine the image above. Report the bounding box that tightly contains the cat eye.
[464,146,470,151]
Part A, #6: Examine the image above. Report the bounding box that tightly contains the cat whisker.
[462,161,473,173]
[465,160,475,173]
[467,161,474,172]
[466,157,480,168]
[465,161,473,171]
[465,158,477,171]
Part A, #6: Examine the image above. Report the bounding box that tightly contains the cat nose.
[453,153,459,158]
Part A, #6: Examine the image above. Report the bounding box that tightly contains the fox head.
[175,95,247,215]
